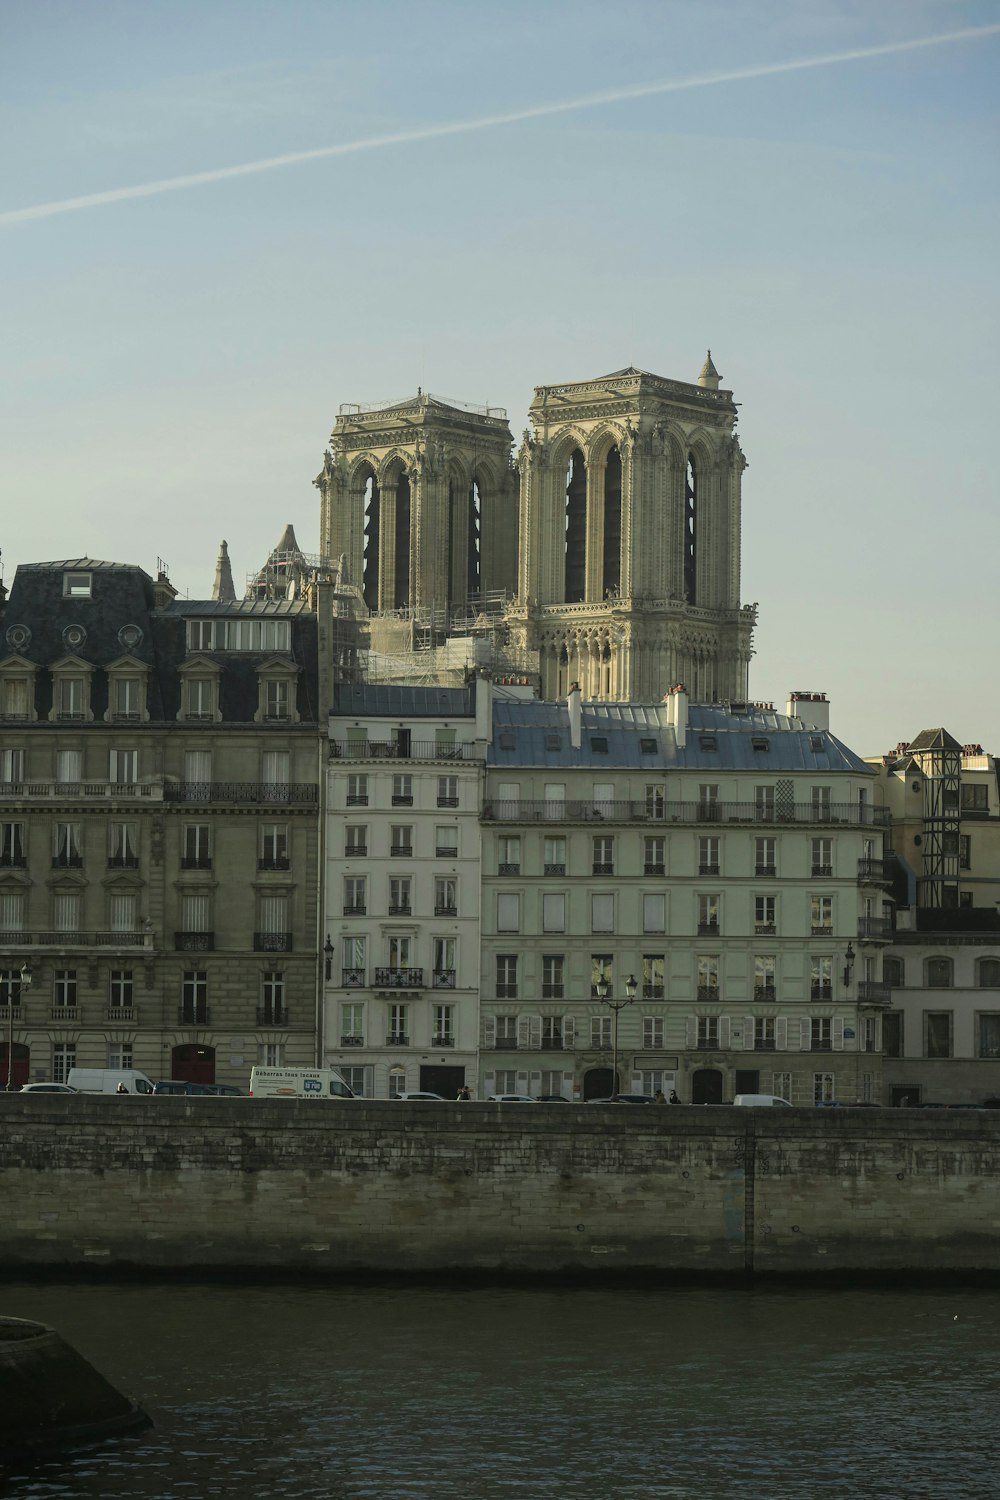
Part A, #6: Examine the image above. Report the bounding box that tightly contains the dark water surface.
[1,1280,997,1499]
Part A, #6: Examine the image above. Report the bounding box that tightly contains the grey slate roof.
[488,699,873,773]
[332,684,474,718]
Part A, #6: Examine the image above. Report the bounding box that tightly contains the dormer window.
[113,677,142,720]
[255,659,299,725]
[187,678,216,721]
[265,680,290,722]
[105,657,150,725]
[177,659,221,723]
[49,659,94,723]
[63,571,92,598]
[0,668,33,721]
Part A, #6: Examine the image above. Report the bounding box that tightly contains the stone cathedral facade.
[315,356,756,702]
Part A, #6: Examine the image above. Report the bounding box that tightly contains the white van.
[733,1093,792,1107]
[249,1066,355,1100]
[66,1068,155,1095]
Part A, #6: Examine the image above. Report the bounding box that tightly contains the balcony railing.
[375,967,424,988]
[697,1037,719,1050]
[754,923,776,936]
[482,799,890,827]
[432,969,456,989]
[51,855,83,869]
[858,917,893,940]
[755,863,776,877]
[345,794,368,807]
[175,932,215,951]
[180,856,212,870]
[592,862,614,875]
[3,930,151,949]
[331,740,479,762]
[642,985,665,1000]
[385,1032,410,1046]
[258,857,290,872]
[107,1006,134,1021]
[811,864,834,877]
[644,863,665,876]
[164,782,318,804]
[50,1006,78,1021]
[811,925,834,937]
[697,985,720,1002]
[698,864,720,877]
[753,985,776,1002]
[435,846,458,858]
[498,863,520,876]
[387,903,411,916]
[0,1005,22,1020]
[544,863,566,876]
[437,796,459,808]
[434,904,458,917]
[857,859,889,883]
[391,794,414,806]
[754,1038,776,1051]
[341,968,365,988]
[345,845,368,858]
[390,845,413,858]
[1,780,165,802]
[108,854,140,870]
[256,1007,289,1026]
[343,903,367,916]
[857,981,892,1005]
[810,984,833,1001]
[0,855,27,869]
[340,1035,364,1046]
[431,1035,455,1048]
[697,920,719,936]
[254,932,293,952]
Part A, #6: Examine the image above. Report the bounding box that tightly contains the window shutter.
[719,1016,731,1048]
[833,1017,845,1051]
[517,1015,531,1049]
[562,1071,574,1096]
[528,1015,542,1050]
[796,1019,809,1051]
[516,1070,529,1088]
[529,1070,542,1090]
[482,1070,496,1096]
[630,1072,643,1092]
[685,1016,697,1048]
[481,1015,496,1049]
[744,1015,755,1050]
[563,1015,575,1049]
[775,1017,788,1050]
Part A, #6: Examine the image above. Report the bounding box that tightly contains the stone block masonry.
[2,1099,1000,1278]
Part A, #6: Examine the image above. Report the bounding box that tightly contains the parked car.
[152,1080,215,1096]
[18,1082,77,1093]
[537,1094,571,1102]
[733,1094,792,1107]
[487,1094,536,1103]
[392,1091,446,1101]
[587,1093,655,1105]
[203,1084,248,1096]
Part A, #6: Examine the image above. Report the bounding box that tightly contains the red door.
[1,1043,30,1089]
[171,1043,215,1084]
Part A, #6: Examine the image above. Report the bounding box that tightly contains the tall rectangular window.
[496,955,518,999]
[697,956,719,1000]
[261,751,289,791]
[113,676,142,719]
[109,748,138,784]
[0,822,25,867]
[433,1005,455,1044]
[341,1001,364,1043]
[265,679,290,721]
[180,893,209,934]
[109,821,138,868]
[498,835,520,874]
[754,955,776,999]
[755,836,776,875]
[260,972,285,1023]
[755,894,776,933]
[0,748,25,783]
[181,971,208,1023]
[925,1012,952,1059]
[544,837,566,875]
[591,955,613,996]
[435,825,458,856]
[644,836,665,875]
[388,876,411,914]
[0,891,25,933]
[53,891,80,933]
[388,1003,409,1043]
[433,938,456,979]
[642,955,665,999]
[542,955,564,999]
[260,824,288,868]
[346,774,368,806]
[497,893,520,933]
[643,893,666,933]
[811,895,834,935]
[642,1016,664,1048]
[344,876,366,915]
[53,970,77,1009]
[109,892,137,934]
[53,822,82,867]
[392,773,413,806]
[345,824,368,856]
[52,1043,77,1083]
[437,775,458,807]
[543,893,566,933]
[434,877,457,915]
[591,893,614,933]
[811,837,833,876]
[698,836,720,875]
[110,970,134,1009]
[592,836,614,875]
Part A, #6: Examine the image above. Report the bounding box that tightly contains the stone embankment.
[2,1096,999,1278]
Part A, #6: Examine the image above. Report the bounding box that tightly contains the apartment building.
[479,686,891,1105]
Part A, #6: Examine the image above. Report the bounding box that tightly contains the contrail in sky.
[3,24,998,227]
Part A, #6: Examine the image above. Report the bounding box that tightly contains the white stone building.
[323,684,487,1098]
[479,686,891,1105]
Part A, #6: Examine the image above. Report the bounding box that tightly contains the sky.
[2,0,998,757]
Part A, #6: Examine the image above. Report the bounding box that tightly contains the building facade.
[0,559,322,1089]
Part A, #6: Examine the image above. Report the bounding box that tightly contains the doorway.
[1,1042,29,1089]
[584,1066,615,1100]
[734,1069,760,1096]
[172,1043,216,1085]
[420,1064,464,1100]
[692,1068,724,1105]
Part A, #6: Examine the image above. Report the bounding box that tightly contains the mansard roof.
[332,683,475,718]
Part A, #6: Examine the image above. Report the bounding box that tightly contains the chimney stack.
[665,683,688,749]
[567,681,582,750]
[787,691,830,732]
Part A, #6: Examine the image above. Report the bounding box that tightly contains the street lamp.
[6,960,32,1091]
[323,935,334,983]
[599,973,638,1098]
[842,942,855,989]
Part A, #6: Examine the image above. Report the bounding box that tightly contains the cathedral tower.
[315,393,516,624]
[508,357,756,702]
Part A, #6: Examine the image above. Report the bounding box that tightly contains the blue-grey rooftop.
[332,684,475,718]
[488,699,872,773]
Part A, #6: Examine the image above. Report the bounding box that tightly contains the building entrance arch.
[691,1068,724,1105]
[171,1043,216,1085]
[584,1066,614,1101]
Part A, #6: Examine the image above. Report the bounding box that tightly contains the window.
[437,775,458,808]
[264,679,290,721]
[341,935,366,985]
[436,825,458,857]
[63,571,92,597]
[699,784,720,819]
[925,1012,952,1058]
[181,970,208,1023]
[926,957,953,988]
[0,822,25,867]
[978,959,1000,988]
[258,1041,284,1067]
[752,737,769,753]
[697,894,719,935]
[346,774,368,806]
[642,955,665,1000]
[1,748,25,784]
[591,955,613,996]
[498,835,521,875]
[341,1002,365,1044]
[543,893,566,933]
[771,1071,792,1102]
[260,823,288,869]
[180,892,209,936]
[53,970,77,1010]
[340,1065,371,1097]
[388,876,410,914]
[697,1016,719,1049]
[183,750,212,795]
[544,732,562,752]
[182,824,211,869]
[109,821,138,868]
[644,836,665,875]
[256,894,289,950]
[390,824,413,856]
[188,618,291,652]
[811,895,833,935]
[0,675,31,720]
[755,837,776,876]
[53,891,80,933]
[811,956,832,1001]
[812,786,832,820]
[542,955,565,1000]
[434,877,457,916]
[52,1043,77,1083]
[344,876,366,915]
[978,1014,1000,1059]
[433,1005,455,1045]
[260,971,285,1024]
[645,786,665,820]
[698,836,719,876]
[754,785,775,820]
[542,1016,564,1050]
[697,956,718,1001]
[590,737,608,754]
[345,825,368,856]
[184,676,217,721]
[813,1073,836,1104]
[959,835,972,870]
[754,895,776,935]
[497,893,520,933]
[496,955,518,999]
[592,835,614,875]
[261,751,289,791]
[755,1018,775,1052]
[591,1015,612,1047]
[56,679,86,723]
[53,822,82,868]
[643,1015,664,1048]
[884,956,904,988]
[110,970,133,1009]
[108,748,138,785]
[810,1018,832,1052]
[962,783,989,810]
[880,1011,902,1057]
[433,938,456,982]
[495,1015,518,1047]
[392,774,413,806]
[544,837,566,876]
[699,736,717,752]
[0,890,25,934]
[754,955,776,1000]
[811,838,833,876]
[111,676,143,720]
[640,737,658,754]
[591,893,614,933]
[387,1003,409,1044]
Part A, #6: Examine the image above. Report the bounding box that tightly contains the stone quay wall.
[3,1097,1000,1278]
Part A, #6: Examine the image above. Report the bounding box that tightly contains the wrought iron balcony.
[258,857,290,871]
[343,903,366,916]
[811,864,834,877]
[432,969,457,989]
[697,1037,720,1050]
[544,863,566,876]
[697,920,719,935]
[51,855,82,869]
[331,740,478,762]
[493,1035,518,1049]
[811,1038,833,1052]
[857,981,892,1005]
[755,923,776,936]
[345,844,368,857]
[375,967,424,988]
[857,859,889,884]
[256,1007,288,1026]
[644,863,665,876]
[810,984,833,1001]
[385,1032,410,1046]
[341,968,365,988]
[345,794,368,806]
[431,1035,455,1048]
[390,845,413,858]
[498,863,520,876]
[436,845,458,858]
[0,854,27,869]
[340,1035,364,1046]
[753,985,776,1002]
[180,855,212,870]
[592,862,614,875]
[108,854,140,869]
[698,864,720,877]
[697,985,720,1002]
[642,985,665,1000]
[434,904,458,917]
[175,932,215,951]
[391,795,413,806]
[754,1038,776,1051]
[858,916,893,940]
[755,863,776,877]
[164,782,318,805]
[387,903,411,916]
[437,796,459,808]
[811,925,834,937]
[7,929,151,950]
[479,799,890,827]
[254,932,293,952]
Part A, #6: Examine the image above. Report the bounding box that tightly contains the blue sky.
[2,0,998,755]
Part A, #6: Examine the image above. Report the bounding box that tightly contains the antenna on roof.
[157,556,169,579]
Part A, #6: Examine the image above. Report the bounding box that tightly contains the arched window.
[565,449,586,603]
[393,472,411,609]
[925,956,953,989]
[883,956,904,988]
[684,453,698,603]
[468,478,482,600]
[977,958,1000,988]
[360,468,380,612]
[602,446,622,598]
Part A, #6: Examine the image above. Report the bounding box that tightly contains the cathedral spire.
[212,539,236,602]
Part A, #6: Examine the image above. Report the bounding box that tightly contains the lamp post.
[324,935,334,983]
[599,973,638,1098]
[842,942,855,990]
[6,960,32,1091]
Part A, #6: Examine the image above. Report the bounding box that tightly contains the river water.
[1,1279,997,1499]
